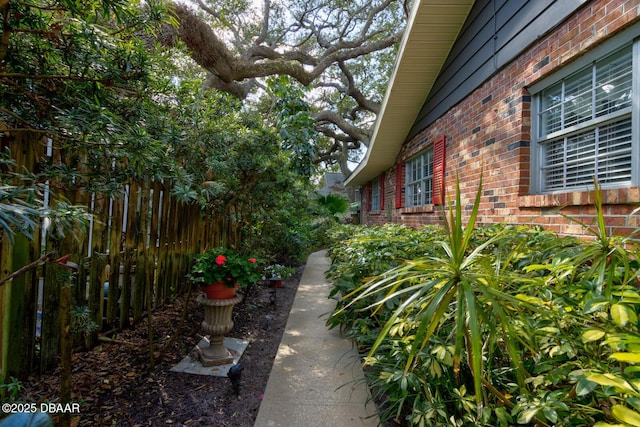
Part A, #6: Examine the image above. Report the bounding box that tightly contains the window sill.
[519,187,640,208]
[400,205,437,214]
[367,210,382,215]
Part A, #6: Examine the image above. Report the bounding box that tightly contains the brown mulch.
[19,267,303,427]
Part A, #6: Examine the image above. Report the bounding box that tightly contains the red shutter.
[432,136,446,205]
[379,172,385,211]
[364,182,372,212]
[394,161,403,208]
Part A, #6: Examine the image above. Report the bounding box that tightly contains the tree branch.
[202,74,254,98]
[255,0,270,46]
[0,252,55,287]
[0,73,112,82]
[312,110,371,144]
[169,3,240,83]
[337,60,381,115]
[167,2,402,87]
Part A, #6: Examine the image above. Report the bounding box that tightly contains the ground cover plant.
[327,182,640,426]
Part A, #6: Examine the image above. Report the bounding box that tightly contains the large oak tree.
[164,0,409,176]
[0,0,409,177]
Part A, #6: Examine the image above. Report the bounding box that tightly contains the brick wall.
[362,0,640,238]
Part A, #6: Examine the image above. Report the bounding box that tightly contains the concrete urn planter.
[196,293,243,366]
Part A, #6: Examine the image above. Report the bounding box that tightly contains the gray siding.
[407,0,589,141]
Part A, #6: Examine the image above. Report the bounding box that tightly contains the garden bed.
[19,267,303,426]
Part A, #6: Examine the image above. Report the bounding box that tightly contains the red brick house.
[345,0,640,237]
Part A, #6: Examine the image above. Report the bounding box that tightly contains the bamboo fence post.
[39,245,60,372]
[1,133,40,379]
[168,197,180,298]
[173,202,185,294]
[133,181,149,323]
[149,181,161,306]
[39,140,62,372]
[0,233,14,385]
[156,184,171,304]
[86,194,108,347]
[183,204,200,294]
[73,184,91,349]
[137,180,154,368]
[120,183,138,330]
[106,194,124,327]
[58,263,72,427]
[5,233,36,378]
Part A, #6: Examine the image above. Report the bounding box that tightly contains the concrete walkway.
[254,250,380,427]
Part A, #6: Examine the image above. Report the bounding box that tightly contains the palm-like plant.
[337,175,540,421]
[560,180,640,303]
[559,180,640,426]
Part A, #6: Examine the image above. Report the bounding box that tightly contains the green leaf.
[593,423,627,427]
[495,407,511,427]
[582,328,606,343]
[584,297,610,313]
[628,397,640,412]
[576,377,598,396]
[605,334,640,347]
[610,352,640,364]
[517,408,540,424]
[611,304,633,327]
[613,291,640,303]
[612,404,640,426]
[542,406,558,423]
[585,373,635,394]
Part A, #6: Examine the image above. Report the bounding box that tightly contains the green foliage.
[189,247,261,288]
[153,79,319,263]
[1,0,320,264]
[262,264,295,280]
[316,193,350,216]
[0,0,180,246]
[0,149,42,243]
[0,376,23,400]
[0,185,41,244]
[326,179,640,426]
[267,76,317,177]
[325,223,445,348]
[70,305,99,335]
[2,0,174,181]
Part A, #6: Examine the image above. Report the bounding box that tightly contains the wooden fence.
[0,133,234,380]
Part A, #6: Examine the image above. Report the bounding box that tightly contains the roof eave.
[345,0,474,187]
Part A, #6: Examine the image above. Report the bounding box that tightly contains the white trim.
[405,147,434,207]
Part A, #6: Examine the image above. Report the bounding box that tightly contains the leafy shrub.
[326,179,640,426]
[325,223,445,348]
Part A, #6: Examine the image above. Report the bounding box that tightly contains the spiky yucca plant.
[336,175,543,422]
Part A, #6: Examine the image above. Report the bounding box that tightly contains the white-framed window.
[531,35,638,194]
[405,147,433,207]
[370,178,380,211]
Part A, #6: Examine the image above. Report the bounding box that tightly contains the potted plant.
[262,264,295,288]
[190,247,260,299]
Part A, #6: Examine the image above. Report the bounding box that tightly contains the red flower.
[249,258,257,263]
[215,255,226,265]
